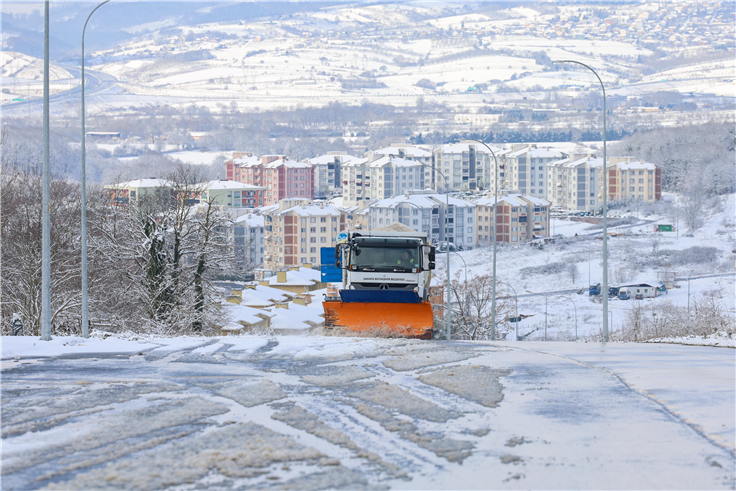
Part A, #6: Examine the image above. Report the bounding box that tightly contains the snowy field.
[431,193,736,343]
[1,336,734,490]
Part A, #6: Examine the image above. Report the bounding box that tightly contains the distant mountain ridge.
[1,1,345,60]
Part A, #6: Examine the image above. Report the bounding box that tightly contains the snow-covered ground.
[431,193,736,343]
[1,336,733,489]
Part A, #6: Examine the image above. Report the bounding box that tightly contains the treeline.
[611,122,735,196]
[0,165,237,337]
[410,128,632,145]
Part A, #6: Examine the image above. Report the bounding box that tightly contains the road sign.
[12,316,23,336]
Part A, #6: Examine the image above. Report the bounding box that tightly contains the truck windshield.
[348,238,422,272]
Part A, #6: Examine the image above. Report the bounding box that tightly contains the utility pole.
[41,0,52,341]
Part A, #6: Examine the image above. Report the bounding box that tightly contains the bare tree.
[448,271,513,340]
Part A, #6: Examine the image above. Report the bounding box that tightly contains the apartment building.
[201,180,267,208]
[504,146,564,198]
[546,156,601,211]
[368,192,476,250]
[342,156,425,206]
[603,158,662,203]
[432,142,501,193]
[307,152,360,198]
[231,211,265,270]
[104,178,172,207]
[340,201,371,232]
[262,198,347,270]
[225,154,314,206]
[473,194,551,244]
[367,144,433,190]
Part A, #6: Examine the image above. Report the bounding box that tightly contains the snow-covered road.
[2,336,734,490]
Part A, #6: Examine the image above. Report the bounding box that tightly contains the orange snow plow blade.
[323,299,434,339]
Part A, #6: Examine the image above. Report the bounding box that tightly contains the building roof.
[616,160,657,171]
[374,145,432,158]
[206,179,266,191]
[473,193,549,207]
[107,178,172,189]
[267,268,321,287]
[506,147,563,159]
[264,158,312,169]
[234,214,264,228]
[234,155,263,167]
[269,201,343,217]
[440,142,503,155]
[307,154,360,165]
[372,192,476,210]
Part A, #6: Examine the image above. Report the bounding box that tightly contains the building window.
[321,237,326,243]
[310,247,316,253]
[320,227,326,232]
[310,237,316,243]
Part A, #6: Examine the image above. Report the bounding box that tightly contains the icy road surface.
[2,337,734,490]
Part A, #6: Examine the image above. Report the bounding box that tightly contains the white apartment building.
[546,156,602,212]
[367,144,433,191]
[432,142,501,193]
[307,152,361,198]
[262,198,347,270]
[342,156,425,206]
[504,146,565,199]
[368,192,476,250]
[231,211,265,269]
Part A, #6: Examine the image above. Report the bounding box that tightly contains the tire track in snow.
[506,344,736,459]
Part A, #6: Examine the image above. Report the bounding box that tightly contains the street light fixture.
[81,0,111,339]
[553,59,609,342]
[463,139,500,340]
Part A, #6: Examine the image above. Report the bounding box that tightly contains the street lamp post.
[687,271,693,315]
[463,139,500,340]
[41,0,51,341]
[81,0,111,339]
[553,59,608,342]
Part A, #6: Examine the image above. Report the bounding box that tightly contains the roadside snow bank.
[645,332,735,348]
[0,336,159,359]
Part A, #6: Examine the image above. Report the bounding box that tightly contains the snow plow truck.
[323,227,436,339]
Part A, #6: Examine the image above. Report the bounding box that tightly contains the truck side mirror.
[428,261,436,270]
[335,260,342,268]
[334,246,341,260]
[428,246,436,262]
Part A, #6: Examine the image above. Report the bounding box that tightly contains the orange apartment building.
[602,158,662,203]
[225,153,314,206]
[262,198,347,270]
[473,194,551,244]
